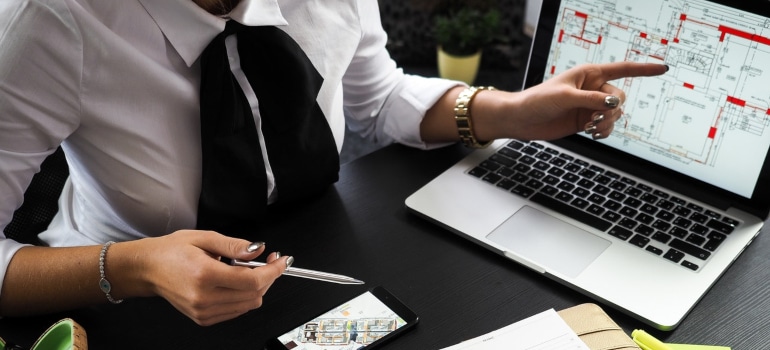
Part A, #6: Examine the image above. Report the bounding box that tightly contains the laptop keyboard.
[467,140,741,272]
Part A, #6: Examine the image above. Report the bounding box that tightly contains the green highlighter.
[632,329,731,350]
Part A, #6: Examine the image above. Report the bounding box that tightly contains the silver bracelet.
[99,241,124,304]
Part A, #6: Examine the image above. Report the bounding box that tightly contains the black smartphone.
[264,286,419,350]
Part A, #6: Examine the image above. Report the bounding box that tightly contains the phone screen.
[266,287,417,349]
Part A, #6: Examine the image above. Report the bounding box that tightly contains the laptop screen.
[524,0,770,217]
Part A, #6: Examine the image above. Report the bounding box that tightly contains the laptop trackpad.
[486,205,611,278]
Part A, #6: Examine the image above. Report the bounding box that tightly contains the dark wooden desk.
[2,143,769,349]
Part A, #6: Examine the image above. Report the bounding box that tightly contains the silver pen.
[231,258,365,285]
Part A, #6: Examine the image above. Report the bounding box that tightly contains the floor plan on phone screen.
[275,292,407,349]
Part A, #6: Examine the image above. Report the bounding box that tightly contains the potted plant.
[434,5,501,84]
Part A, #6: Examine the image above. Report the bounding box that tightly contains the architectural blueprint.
[544,0,770,197]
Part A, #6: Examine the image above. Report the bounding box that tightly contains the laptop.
[406,0,770,330]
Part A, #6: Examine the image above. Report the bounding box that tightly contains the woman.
[0,0,666,326]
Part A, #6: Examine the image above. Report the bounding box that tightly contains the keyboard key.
[618,217,637,230]
[669,239,711,260]
[623,197,642,208]
[511,185,535,198]
[625,187,643,198]
[672,217,692,229]
[587,204,605,216]
[571,198,589,209]
[634,224,654,236]
[468,167,487,178]
[722,216,740,226]
[497,147,522,160]
[690,212,709,224]
[601,211,622,223]
[593,185,610,196]
[636,213,654,225]
[481,173,502,184]
[640,204,658,215]
[530,193,612,231]
[521,146,539,155]
[652,231,672,243]
[657,199,675,210]
[672,206,691,217]
[479,160,502,171]
[555,191,574,203]
[620,177,636,186]
[629,234,650,247]
[663,249,685,263]
[617,207,636,218]
[488,154,514,168]
[507,140,525,149]
[706,218,735,234]
[655,210,675,221]
[687,203,704,212]
[646,245,663,255]
[541,185,559,196]
[681,260,699,271]
[594,174,613,185]
[669,227,689,238]
[651,220,671,231]
[704,232,727,251]
[496,179,516,190]
[685,233,706,246]
[603,200,622,211]
[690,224,709,235]
[549,158,568,167]
[608,226,633,240]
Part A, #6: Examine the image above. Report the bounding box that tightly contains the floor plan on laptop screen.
[543,0,770,198]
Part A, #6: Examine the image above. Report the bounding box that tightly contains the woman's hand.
[115,230,290,326]
[421,62,668,145]
[478,62,668,142]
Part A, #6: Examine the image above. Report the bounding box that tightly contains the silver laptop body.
[406,0,770,330]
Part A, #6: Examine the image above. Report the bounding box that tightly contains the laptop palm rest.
[486,206,611,278]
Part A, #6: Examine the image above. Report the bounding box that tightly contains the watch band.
[454,86,495,148]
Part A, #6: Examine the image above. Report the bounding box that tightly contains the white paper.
[440,309,590,350]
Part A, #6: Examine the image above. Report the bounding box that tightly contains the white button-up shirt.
[0,0,459,291]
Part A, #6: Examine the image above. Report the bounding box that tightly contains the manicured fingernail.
[592,132,602,140]
[592,113,605,123]
[604,95,620,108]
[285,256,294,269]
[584,122,597,134]
[665,65,670,72]
[274,251,281,259]
[247,242,264,253]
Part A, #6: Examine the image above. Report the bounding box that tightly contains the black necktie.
[196,20,339,236]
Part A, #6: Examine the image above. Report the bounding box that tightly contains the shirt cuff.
[378,74,466,150]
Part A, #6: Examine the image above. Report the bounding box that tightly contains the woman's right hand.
[114,230,290,326]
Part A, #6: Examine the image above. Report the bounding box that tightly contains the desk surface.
[2,143,769,349]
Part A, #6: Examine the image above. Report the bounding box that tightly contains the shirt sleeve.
[0,0,82,292]
[342,0,465,150]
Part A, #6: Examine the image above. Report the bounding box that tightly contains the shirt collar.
[137,0,288,67]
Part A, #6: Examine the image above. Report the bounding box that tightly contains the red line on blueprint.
[719,25,770,45]
[767,109,770,115]
[559,29,564,43]
[598,36,602,44]
[680,14,687,21]
[640,32,648,38]
[551,66,556,75]
[708,127,717,139]
[727,96,746,107]
[661,38,668,45]
[575,11,588,19]
[683,83,694,89]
